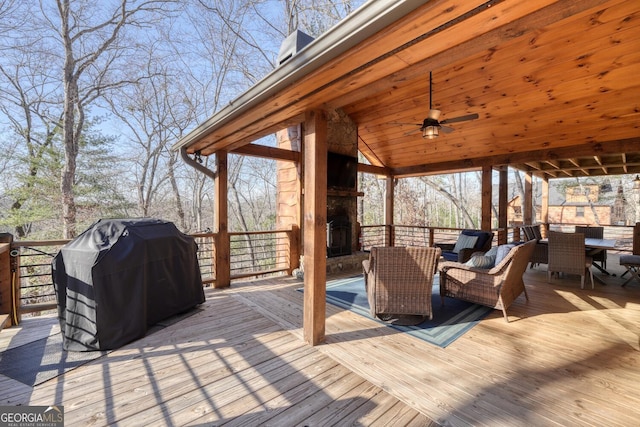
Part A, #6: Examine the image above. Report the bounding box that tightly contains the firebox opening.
[327,216,352,258]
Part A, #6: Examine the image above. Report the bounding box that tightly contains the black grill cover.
[53,218,205,351]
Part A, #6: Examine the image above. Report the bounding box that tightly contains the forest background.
[0,0,630,241]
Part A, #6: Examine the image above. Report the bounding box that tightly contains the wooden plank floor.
[229,254,640,426]
[0,284,435,426]
[1,253,639,426]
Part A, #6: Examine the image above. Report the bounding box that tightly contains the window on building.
[576,206,585,217]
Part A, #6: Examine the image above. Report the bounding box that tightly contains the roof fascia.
[171,0,429,152]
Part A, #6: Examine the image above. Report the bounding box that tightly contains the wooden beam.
[303,109,327,346]
[481,165,492,231]
[214,151,230,288]
[231,144,300,162]
[392,138,640,177]
[358,163,391,176]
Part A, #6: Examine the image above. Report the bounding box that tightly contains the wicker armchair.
[362,246,441,321]
[435,229,494,263]
[575,226,607,270]
[439,240,536,322]
[547,231,593,289]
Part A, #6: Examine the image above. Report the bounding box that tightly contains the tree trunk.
[61,50,78,238]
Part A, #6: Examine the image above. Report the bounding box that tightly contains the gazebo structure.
[173,0,640,346]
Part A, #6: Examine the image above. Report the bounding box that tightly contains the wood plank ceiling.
[177,0,640,180]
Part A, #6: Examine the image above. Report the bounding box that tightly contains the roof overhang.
[174,0,640,179]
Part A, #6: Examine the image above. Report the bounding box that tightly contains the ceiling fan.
[411,71,479,139]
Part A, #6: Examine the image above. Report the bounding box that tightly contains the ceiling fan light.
[422,125,439,139]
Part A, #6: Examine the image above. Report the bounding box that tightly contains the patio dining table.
[539,237,617,283]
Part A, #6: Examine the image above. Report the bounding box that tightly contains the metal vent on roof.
[277,29,315,66]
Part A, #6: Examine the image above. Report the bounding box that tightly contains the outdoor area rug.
[0,332,109,387]
[308,275,491,347]
[0,307,203,387]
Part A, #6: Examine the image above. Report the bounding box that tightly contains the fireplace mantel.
[327,189,364,197]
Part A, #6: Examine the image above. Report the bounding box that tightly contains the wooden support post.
[214,151,231,288]
[481,165,492,231]
[385,176,394,246]
[541,177,549,238]
[633,222,640,256]
[303,109,327,346]
[523,172,533,225]
[498,167,508,244]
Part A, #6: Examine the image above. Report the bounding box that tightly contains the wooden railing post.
[513,226,522,242]
[287,225,300,275]
[0,234,19,327]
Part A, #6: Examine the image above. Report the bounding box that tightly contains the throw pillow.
[494,244,515,266]
[452,234,478,254]
[465,254,496,269]
[485,246,498,258]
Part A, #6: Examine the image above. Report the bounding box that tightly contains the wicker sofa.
[439,240,536,322]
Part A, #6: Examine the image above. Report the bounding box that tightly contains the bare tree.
[53,0,178,237]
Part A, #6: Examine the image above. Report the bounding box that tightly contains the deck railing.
[1,223,636,324]
[1,228,297,325]
[360,223,637,253]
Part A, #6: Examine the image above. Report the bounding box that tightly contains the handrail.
[4,222,635,321]
[6,228,299,321]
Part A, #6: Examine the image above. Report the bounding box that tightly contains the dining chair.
[547,231,594,289]
[575,226,607,270]
[522,225,548,269]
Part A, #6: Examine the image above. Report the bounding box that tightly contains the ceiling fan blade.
[427,109,441,120]
[440,113,479,125]
[440,125,455,134]
[389,121,423,126]
[404,128,422,136]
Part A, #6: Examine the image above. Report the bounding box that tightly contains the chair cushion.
[441,251,458,262]
[620,255,640,266]
[453,234,478,253]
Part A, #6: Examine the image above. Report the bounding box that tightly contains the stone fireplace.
[276,108,362,269]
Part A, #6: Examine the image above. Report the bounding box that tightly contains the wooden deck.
[2,254,640,426]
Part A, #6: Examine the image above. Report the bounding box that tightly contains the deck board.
[226,256,640,426]
[2,254,639,425]
[2,281,430,426]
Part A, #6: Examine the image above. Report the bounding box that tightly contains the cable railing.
[2,223,636,322]
[4,229,296,322]
[229,230,292,279]
[360,223,637,254]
